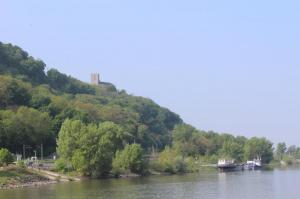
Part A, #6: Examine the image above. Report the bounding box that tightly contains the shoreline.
[0,180,57,190]
[0,166,79,190]
[2,163,299,190]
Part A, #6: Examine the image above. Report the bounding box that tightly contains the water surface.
[1,168,299,199]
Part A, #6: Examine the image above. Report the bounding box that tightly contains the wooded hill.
[0,42,182,156]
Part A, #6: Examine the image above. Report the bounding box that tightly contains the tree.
[275,142,287,160]
[29,92,51,109]
[76,122,119,177]
[0,148,14,166]
[155,147,186,174]
[56,120,128,177]
[16,107,53,149]
[0,42,47,83]
[0,107,53,154]
[172,124,211,157]
[287,145,297,157]
[220,140,244,162]
[112,144,146,175]
[47,69,95,95]
[172,124,196,143]
[56,119,85,162]
[0,42,185,157]
[0,76,31,108]
[244,137,273,163]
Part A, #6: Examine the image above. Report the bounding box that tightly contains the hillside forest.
[0,42,299,176]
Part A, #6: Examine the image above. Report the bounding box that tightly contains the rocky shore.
[0,166,57,189]
[1,180,57,189]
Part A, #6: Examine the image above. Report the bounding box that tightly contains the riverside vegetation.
[1,42,300,182]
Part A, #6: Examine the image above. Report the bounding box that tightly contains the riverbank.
[0,165,82,189]
[0,166,56,189]
[2,163,299,190]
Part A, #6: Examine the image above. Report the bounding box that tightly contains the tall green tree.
[0,42,46,83]
[57,120,128,177]
[0,107,53,154]
[275,142,287,160]
[0,76,31,108]
[244,137,273,163]
[220,140,244,162]
[172,124,211,157]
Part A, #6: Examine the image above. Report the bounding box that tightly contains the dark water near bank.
[1,168,300,199]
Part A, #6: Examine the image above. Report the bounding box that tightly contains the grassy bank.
[0,166,54,189]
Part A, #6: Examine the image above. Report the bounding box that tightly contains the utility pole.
[23,144,25,160]
[22,145,32,160]
[41,143,43,160]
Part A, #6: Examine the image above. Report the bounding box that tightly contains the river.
[1,168,299,199]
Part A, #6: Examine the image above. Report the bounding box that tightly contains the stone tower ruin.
[91,73,100,85]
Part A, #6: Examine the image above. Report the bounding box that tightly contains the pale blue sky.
[1,0,300,145]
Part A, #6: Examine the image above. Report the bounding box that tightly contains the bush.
[16,160,26,168]
[154,147,187,174]
[0,148,14,166]
[55,158,68,172]
[112,151,127,176]
[282,155,294,165]
[184,157,199,172]
[197,154,219,164]
[112,144,147,176]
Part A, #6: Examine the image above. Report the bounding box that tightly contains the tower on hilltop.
[91,73,100,85]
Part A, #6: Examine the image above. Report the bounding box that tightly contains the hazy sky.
[2,0,300,145]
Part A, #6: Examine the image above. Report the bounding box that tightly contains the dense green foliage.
[154,147,187,174]
[57,120,128,177]
[273,143,300,164]
[275,142,287,160]
[0,148,14,166]
[220,139,244,162]
[243,137,273,164]
[47,69,95,95]
[286,145,300,159]
[0,42,181,157]
[172,124,211,157]
[152,124,275,173]
[112,144,146,175]
[0,76,31,108]
[0,107,54,154]
[0,43,46,84]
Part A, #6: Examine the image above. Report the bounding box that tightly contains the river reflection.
[1,168,300,199]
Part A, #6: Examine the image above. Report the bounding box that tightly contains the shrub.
[16,160,26,168]
[154,147,187,174]
[55,158,68,172]
[112,144,147,176]
[0,148,14,166]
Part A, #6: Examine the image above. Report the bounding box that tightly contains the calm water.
[1,168,300,199]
